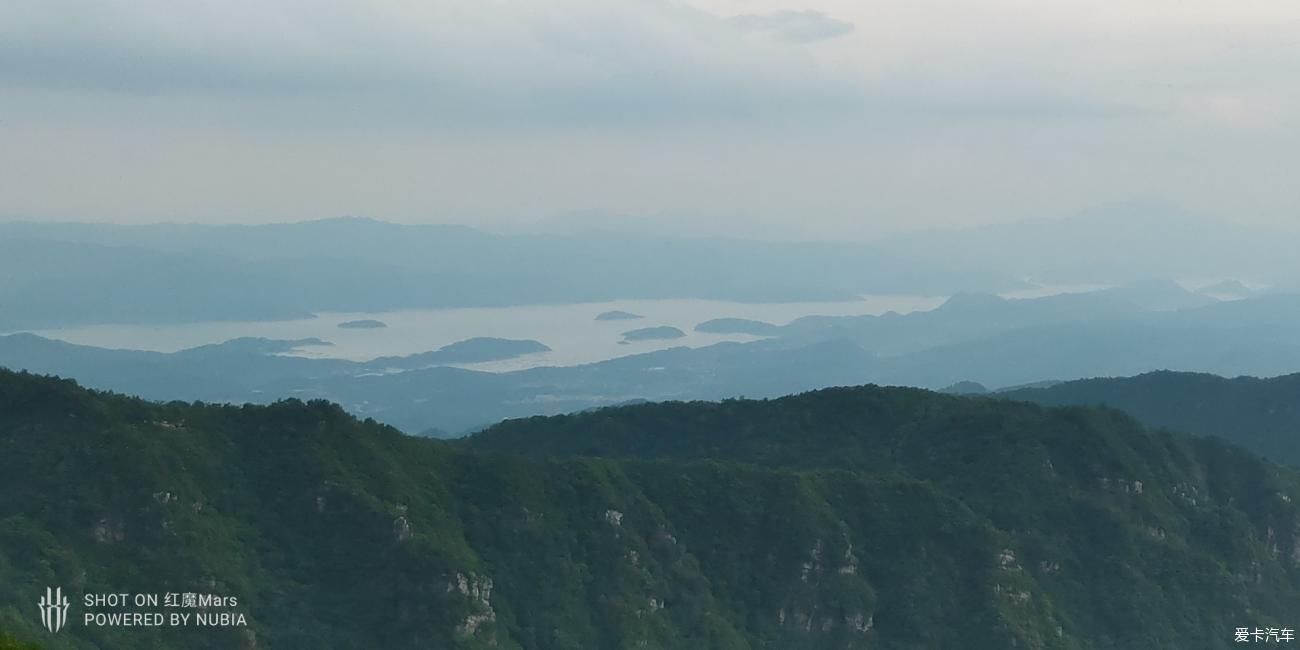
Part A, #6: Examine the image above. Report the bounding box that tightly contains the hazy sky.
[2,0,1297,237]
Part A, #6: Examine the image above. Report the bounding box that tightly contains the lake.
[28,296,947,372]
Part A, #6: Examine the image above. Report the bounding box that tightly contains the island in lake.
[595,310,644,321]
[367,337,551,369]
[337,319,388,329]
[621,326,686,342]
[694,318,780,335]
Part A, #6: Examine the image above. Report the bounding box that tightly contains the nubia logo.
[38,586,70,633]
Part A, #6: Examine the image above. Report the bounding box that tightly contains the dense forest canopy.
[2,369,1298,648]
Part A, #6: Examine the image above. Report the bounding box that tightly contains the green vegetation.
[3,369,1300,648]
[1003,371,1300,468]
[469,387,1300,647]
[0,632,40,650]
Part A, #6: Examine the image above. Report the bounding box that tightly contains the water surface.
[28,297,946,372]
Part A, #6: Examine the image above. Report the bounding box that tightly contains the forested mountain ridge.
[469,387,1300,645]
[1001,371,1300,468]
[2,369,1300,648]
[0,371,1035,649]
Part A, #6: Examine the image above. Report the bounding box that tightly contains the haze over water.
[27,296,948,372]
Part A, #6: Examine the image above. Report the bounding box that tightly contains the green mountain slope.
[2,370,1299,648]
[1001,371,1300,468]
[468,388,1300,646]
[0,371,1044,649]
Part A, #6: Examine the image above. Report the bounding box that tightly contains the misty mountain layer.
[0,219,1010,330]
[6,285,1300,437]
[3,202,1292,330]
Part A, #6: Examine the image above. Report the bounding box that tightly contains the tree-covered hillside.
[1001,371,1300,468]
[2,369,1300,648]
[469,388,1300,647]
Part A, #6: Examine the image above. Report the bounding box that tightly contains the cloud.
[0,0,860,127]
[4,0,1299,232]
[728,10,854,43]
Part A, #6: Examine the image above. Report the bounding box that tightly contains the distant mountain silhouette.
[877,201,1297,287]
[0,218,1020,329]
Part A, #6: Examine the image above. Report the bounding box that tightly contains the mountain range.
[1002,371,1300,468]
[6,284,1300,436]
[2,368,1299,648]
[2,202,1295,331]
[875,201,1296,287]
[0,218,1006,331]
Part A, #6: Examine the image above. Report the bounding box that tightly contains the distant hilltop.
[337,319,387,329]
[596,311,644,321]
[694,318,780,336]
[622,326,686,342]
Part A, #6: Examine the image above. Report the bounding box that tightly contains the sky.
[1,0,1298,238]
